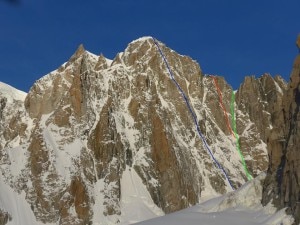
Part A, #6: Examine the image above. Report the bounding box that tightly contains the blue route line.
[152,37,235,190]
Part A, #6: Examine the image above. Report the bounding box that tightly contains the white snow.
[92,179,120,225]
[5,145,28,177]
[119,168,164,225]
[0,176,55,225]
[42,124,83,180]
[105,58,113,66]
[0,81,27,103]
[0,169,294,225]
[274,81,283,95]
[130,37,153,44]
[91,168,163,225]
[133,206,292,225]
[133,173,294,225]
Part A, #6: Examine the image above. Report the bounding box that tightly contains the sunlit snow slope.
[133,174,294,225]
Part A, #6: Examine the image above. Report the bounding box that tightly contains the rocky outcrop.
[0,209,11,225]
[236,74,287,142]
[0,83,27,147]
[235,74,287,176]
[262,35,300,224]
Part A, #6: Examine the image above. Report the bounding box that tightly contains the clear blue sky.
[0,0,299,91]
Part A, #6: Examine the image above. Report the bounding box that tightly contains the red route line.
[211,76,235,137]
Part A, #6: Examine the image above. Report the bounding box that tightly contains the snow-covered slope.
[0,173,294,225]
[0,82,26,103]
[0,176,55,225]
[134,174,294,225]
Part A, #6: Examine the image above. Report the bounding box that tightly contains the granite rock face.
[0,37,289,224]
[262,35,300,225]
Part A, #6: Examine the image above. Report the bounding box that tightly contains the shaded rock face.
[262,36,300,224]
[0,37,285,224]
[236,74,287,176]
[236,74,287,142]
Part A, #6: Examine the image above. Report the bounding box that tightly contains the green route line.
[230,92,253,181]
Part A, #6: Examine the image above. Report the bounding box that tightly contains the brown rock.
[0,210,11,225]
[69,177,90,222]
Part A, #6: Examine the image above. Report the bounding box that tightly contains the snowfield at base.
[132,206,292,225]
[119,168,164,225]
[1,170,294,225]
[133,173,294,225]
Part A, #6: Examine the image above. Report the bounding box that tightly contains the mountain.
[0,36,296,225]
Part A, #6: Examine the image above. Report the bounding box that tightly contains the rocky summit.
[0,36,298,225]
